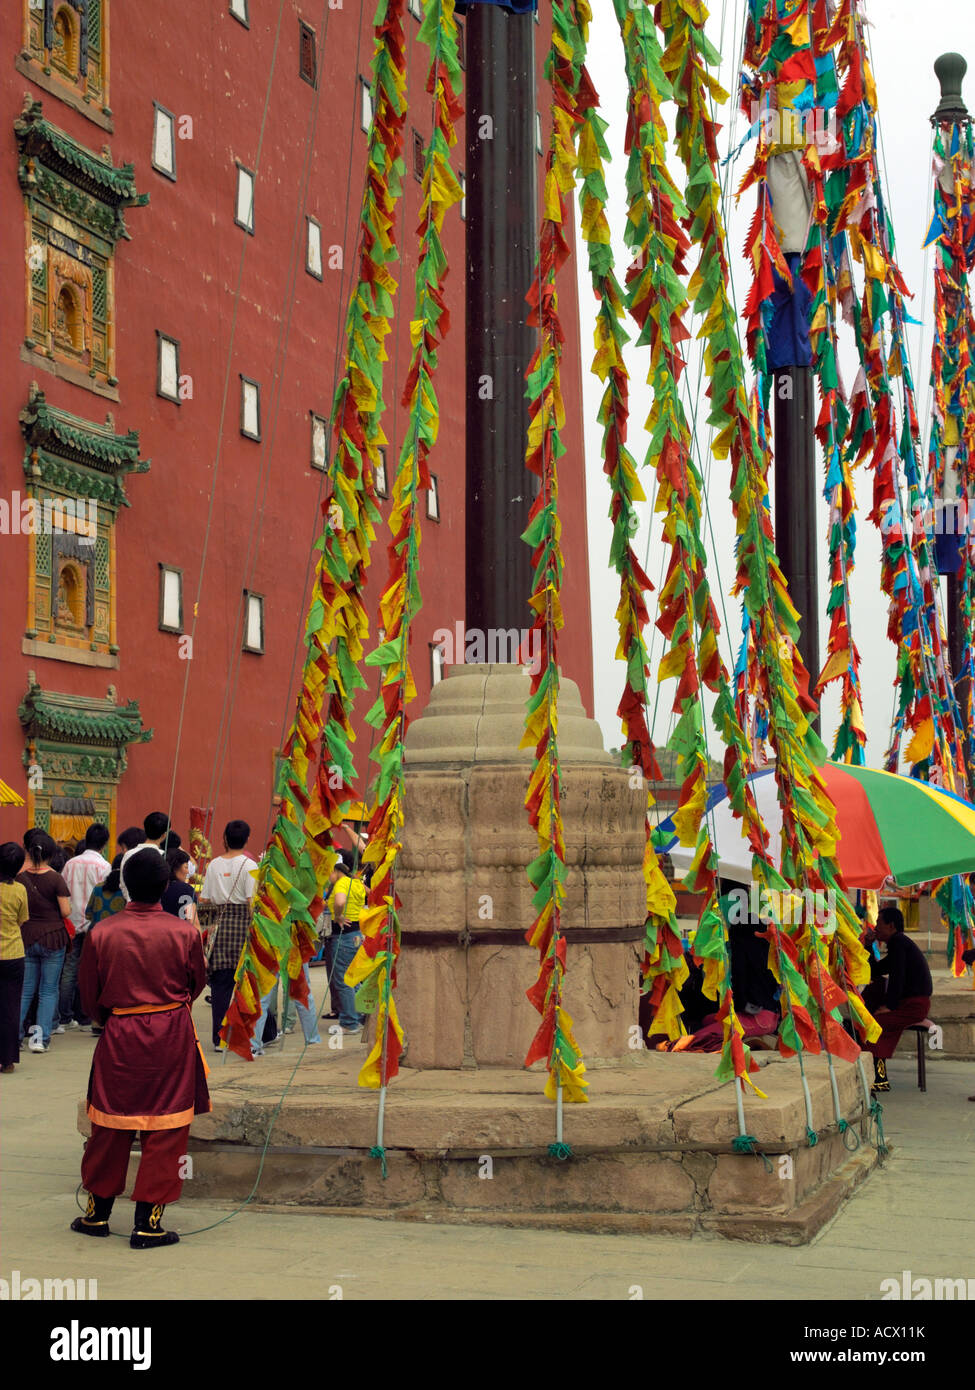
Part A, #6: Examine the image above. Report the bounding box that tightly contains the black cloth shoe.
[130,1201,179,1249]
[71,1192,114,1237]
[871,1056,890,1094]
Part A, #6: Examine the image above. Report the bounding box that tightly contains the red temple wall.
[0,0,593,846]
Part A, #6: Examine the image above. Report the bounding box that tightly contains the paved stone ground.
[2,999,973,1302]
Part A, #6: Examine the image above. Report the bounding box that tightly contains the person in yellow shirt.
[326,852,368,1034]
[0,843,30,1073]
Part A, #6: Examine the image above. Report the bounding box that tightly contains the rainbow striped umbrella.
[660,762,975,890]
[0,777,25,808]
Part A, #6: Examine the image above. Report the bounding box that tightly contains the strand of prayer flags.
[519,0,590,1104]
[571,0,689,1046]
[348,0,465,1089]
[657,0,873,1051]
[221,0,409,1057]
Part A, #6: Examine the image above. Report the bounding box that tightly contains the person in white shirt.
[199,820,258,1049]
[58,824,111,1028]
[119,812,169,901]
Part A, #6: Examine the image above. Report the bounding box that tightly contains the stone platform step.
[927,973,975,1059]
[85,1047,882,1244]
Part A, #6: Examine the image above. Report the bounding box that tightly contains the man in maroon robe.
[72,848,210,1248]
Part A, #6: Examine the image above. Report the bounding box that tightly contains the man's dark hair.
[0,842,26,883]
[85,823,110,853]
[117,826,144,852]
[877,906,905,933]
[122,847,171,904]
[163,830,182,854]
[224,819,250,850]
[143,812,170,842]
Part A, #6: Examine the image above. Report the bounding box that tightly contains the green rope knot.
[732,1134,773,1172]
[837,1118,861,1153]
[369,1144,388,1180]
[548,1142,573,1161]
[805,1126,818,1148]
[868,1099,890,1159]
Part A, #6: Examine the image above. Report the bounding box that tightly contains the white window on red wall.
[240,377,260,439]
[311,413,327,470]
[426,474,440,522]
[235,164,255,233]
[306,217,323,278]
[157,333,179,402]
[159,565,183,633]
[152,104,176,179]
[243,591,264,653]
[360,78,374,133]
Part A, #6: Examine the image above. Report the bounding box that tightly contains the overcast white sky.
[577,0,975,771]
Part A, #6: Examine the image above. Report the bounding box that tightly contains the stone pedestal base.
[92,1045,880,1244]
[395,664,646,1068]
[393,935,642,1070]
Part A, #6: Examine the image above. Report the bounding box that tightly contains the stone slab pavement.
[1,1005,973,1302]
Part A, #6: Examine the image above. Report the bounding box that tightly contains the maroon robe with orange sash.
[79,902,210,1129]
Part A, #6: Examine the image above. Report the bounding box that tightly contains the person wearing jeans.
[325,854,368,1033]
[59,824,111,1026]
[330,926,364,1031]
[251,964,321,1053]
[57,934,88,1029]
[16,831,71,1051]
[20,941,66,1047]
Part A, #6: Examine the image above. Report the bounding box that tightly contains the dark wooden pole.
[464,3,537,636]
[773,365,820,711]
[931,54,972,783]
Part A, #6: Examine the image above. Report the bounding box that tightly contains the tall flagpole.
[773,363,819,705]
[465,0,538,637]
[929,52,973,786]
[930,54,970,681]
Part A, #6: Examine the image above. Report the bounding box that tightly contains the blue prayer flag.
[766,252,813,370]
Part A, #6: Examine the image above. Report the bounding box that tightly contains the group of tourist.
[199,821,369,1053]
[0,810,372,1072]
[0,805,373,1249]
[0,816,197,1069]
